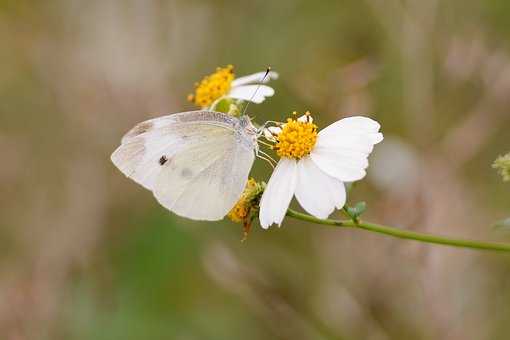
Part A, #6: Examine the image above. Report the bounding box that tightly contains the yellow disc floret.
[188,65,235,108]
[274,112,318,159]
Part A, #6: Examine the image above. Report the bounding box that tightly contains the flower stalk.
[286,209,510,252]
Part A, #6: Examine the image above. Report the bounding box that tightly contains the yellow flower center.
[227,178,260,223]
[188,65,235,108]
[274,112,318,159]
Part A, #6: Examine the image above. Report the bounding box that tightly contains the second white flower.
[259,113,383,228]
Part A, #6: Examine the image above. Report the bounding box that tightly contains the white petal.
[319,116,383,145]
[267,126,282,134]
[310,116,383,182]
[322,115,380,131]
[297,114,313,123]
[228,85,274,104]
[310,143,368,182]
[231,70,279,87]
[259,158,298,228]
[263,128,276,142]
[316,132,378,154]
[294,156,346,219]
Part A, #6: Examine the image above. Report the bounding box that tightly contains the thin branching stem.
[286,209,510,252]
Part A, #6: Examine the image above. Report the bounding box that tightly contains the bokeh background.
[2,0,510,339]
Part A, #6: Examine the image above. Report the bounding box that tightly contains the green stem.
[286,209,510,252]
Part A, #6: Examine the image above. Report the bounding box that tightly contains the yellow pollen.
[274,112,318,159]
[228,178,258,223]
[228,203,249,223]
[188,65,235,108]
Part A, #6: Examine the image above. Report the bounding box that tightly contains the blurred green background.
[1,0,510,339]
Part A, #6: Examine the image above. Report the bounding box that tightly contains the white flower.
[188,65,278,108]
[229,70,278,103]
[259,114,383,228]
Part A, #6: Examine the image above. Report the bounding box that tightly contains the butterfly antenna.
[241,67,271,117]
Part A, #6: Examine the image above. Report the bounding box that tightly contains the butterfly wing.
[111,111,256,220]
[153,127,255,220]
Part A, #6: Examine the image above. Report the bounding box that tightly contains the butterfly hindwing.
[153,128,255,220]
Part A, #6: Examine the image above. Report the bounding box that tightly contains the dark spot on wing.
[159,155,168,165]
[181,168,193,178]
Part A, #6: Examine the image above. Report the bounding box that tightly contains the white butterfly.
[111,110,259,220]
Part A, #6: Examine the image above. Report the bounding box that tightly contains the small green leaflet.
[346,201,367,218]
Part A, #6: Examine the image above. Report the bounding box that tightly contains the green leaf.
[347,201,367,218]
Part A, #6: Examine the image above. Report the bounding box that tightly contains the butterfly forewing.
[111,110,256,220]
